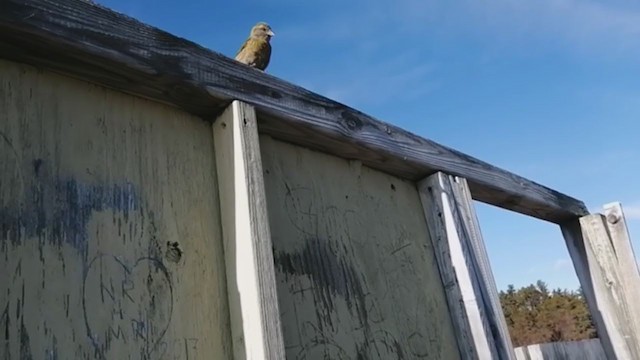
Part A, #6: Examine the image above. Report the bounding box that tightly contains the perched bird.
[235,22,275,71]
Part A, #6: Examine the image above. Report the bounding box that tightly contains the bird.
[235,22,275,71]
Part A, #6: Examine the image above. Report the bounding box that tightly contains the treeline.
[499,280,597,347]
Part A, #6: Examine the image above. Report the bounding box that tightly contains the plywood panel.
[259,136,461,360]
[0,59,232,359]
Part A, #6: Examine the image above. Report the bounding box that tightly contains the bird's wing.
[235,38,271,70]
[235,38,250,58]
[256,41,271,69]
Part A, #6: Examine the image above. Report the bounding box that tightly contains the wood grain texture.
[419,173,516,360]
[602,201,640,341]
[0,0,588,223]
[260,136,461,359]
[560,212,640,360]
[0,59,232,359]
[514,339,606,360]
[213,101,285,360]
[451,175,516,360]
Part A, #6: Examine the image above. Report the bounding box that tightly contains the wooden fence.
[514,339,606,360]
[1,0,639,359]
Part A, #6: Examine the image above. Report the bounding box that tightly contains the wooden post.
[560,202,640,360]
[603,202,640,331]
[419,172,516,360]
[213,101,286,360]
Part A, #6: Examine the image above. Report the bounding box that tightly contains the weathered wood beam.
[419,172,516,360]
[0,0,588,223]
[560,203,640,360]
[213,101,286,359]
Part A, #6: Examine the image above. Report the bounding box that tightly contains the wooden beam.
[560,205,640,360]
[213,101,285,359]
[0,0,588,223]
[419,172,516,360]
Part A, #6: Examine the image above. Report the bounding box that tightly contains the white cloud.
[623,204,640,220]
[281,0,640,56]
[553,258,573,271]
[320,59,439,106]
[527,258,572,274]
[279,47,440,108]
[275,0,640,108]
[465,0,640,54]
[517,149,639,183]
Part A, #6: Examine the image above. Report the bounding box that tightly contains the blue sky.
[100,0,640,291]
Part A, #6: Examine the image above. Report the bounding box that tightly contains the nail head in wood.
[607,212,620,225]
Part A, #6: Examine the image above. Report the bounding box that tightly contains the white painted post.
[213,100,286,360]
[560,202,640,360]
[419,172,516,360]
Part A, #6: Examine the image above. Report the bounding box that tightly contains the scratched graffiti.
[261,148,460,359]
[0,147,144,358]
[293,322,407,360]
[0,63,232,359]
[0,153,199,359]
[83,254,173,359]
[157,337,199,360]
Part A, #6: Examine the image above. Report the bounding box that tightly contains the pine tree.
[499,281,597,346]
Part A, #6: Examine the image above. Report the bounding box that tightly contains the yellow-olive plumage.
[235,22,275,71]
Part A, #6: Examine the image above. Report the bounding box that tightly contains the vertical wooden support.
[603,202,640,332]
[419,172,516,360]
[213,101,285,360]
[560,202,640,360]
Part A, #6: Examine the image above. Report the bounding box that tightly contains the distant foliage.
[499,280,597,347]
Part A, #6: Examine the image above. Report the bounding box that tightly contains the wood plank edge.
[212,100,285,359]
[418,172,506,360]
[235,101,286,358]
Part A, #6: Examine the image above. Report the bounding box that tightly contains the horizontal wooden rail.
[0,0,588,223]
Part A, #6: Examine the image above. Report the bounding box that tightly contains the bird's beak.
[267,29,275,37]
